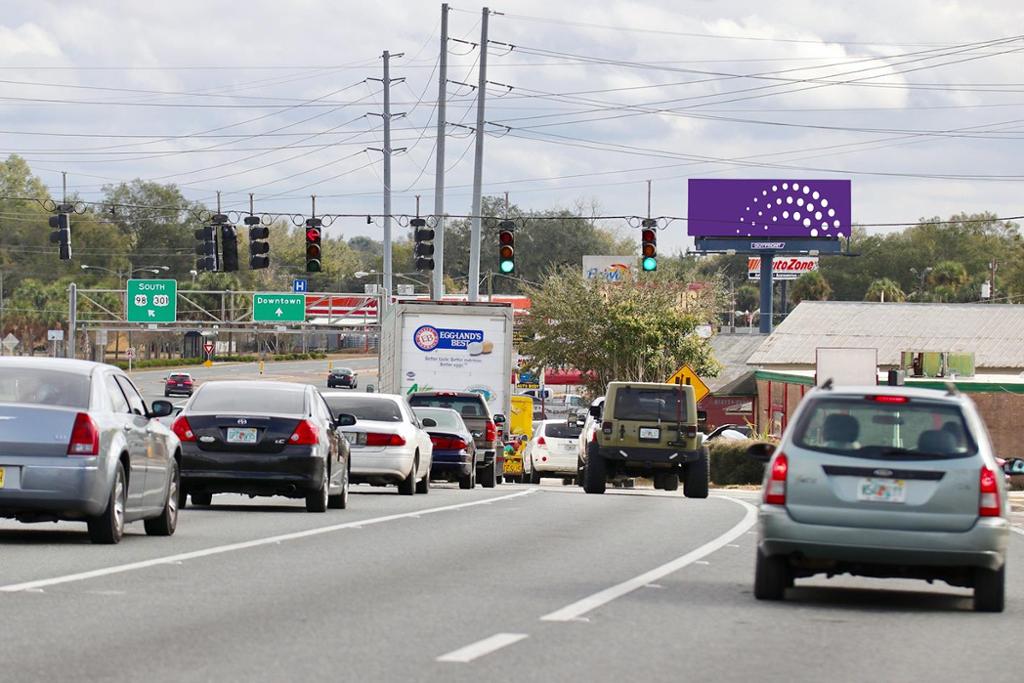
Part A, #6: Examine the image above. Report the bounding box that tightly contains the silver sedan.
[0,358,181,543]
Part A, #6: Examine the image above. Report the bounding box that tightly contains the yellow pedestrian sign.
[666,364,710,403]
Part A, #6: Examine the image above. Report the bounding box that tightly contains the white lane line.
[540,495,758,622]
[0,488,538,593]
[437,633,528,663]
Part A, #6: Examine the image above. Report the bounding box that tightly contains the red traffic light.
[306,228,321,243]
[498,230,514,245]
[641,229,656,243]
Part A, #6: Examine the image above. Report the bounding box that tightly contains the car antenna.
[944,381,960,396]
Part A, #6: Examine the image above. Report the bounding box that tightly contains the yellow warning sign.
[665,364,710,403]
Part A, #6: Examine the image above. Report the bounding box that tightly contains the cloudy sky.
[2,0,1023,253]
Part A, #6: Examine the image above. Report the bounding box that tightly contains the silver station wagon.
[0,358,180,543]
[749,384,1010,612]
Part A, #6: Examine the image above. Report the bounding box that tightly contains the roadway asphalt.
[1,482,1022,682]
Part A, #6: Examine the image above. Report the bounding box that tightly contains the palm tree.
[864,278,906,302]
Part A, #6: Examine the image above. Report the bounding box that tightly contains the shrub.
[709,439,769,486]
[111,352,326,371]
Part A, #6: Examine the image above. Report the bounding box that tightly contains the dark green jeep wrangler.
[582,381,709,497]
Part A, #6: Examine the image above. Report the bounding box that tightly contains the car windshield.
[0,368,91,409]
[332,368,353,376]
[326,396,403,422]
[613,387,687,421]
[190,384,305,415]
[414,408,463,430]
[408,395,487,420]
[544,423,582,439]
[792,396,978,459]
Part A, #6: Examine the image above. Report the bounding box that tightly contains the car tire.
[754,548,790,600]
[458,468,474,490]
[177,485,188,510]
[328,464,349,510]
[306,465,330,512]
[88,463,126,545]
[398,459,417,496]
[144,459,179,537]
[415,468,430,494]
[191,492,213,506]
[583,452,607,495]
[480,461,496,488]
[662,473,680,492]
[683,449,710,499]
[531,466,542,484]
[974,565,1005,612]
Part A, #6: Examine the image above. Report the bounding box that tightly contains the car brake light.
[591,429,598,443]
[171,416,196,443]
[602,421,612,434]
[184,380,193,386]
[67,412,100,455]
[289,420,319,446]
[979,466,1001,517]
[537,436,546,446]
[872,395,909,404]
[485,421,497,442]
[430,436,467,450]
[366,432,406,447]
[764,452,788,505]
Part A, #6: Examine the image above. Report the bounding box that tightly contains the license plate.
[639,427,660,440]
[857,477,906,503]
[226,427,258,444]
[0,467,4,489]
[343,431,366,446]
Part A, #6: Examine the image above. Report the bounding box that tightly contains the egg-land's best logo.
[413,325,440,351]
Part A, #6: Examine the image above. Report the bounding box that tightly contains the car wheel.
[480,460,496,489]
[144,459,179,536]
[531,465,542,485]
[88,462,126,544]
[191,492,213,506]
[398,459,417,496]
[583,452,607,494]
[683,449,710,499]
[415,468,430,494]
[974,565,1005,612]
[459,468,474,490]
[662,473,680,492]
[177,484,188,510]
[754,548,790,600]
[328,464,349,509]
[306,464,330,512]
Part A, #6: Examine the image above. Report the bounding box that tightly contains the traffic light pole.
[468,7,490,302]
[432,3,449,300]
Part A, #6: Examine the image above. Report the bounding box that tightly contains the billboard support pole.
[759,252,774,334]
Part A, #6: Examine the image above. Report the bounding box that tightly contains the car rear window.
[793,397,978,459]
[612,387,687,422]
[326,396,403,422]
[169,374,190,381]
[544,423,582,439]
[413,408,462,430]
[190,384,305,415]
[332,368,353,376]
[408,394,487,420]
[0,369,91,409]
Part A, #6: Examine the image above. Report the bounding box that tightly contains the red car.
[164,372,194,397]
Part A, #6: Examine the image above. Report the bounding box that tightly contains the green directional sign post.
[126,279,177,323]
[253,293,306,323]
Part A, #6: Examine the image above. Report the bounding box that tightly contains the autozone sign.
[747,256,819,280]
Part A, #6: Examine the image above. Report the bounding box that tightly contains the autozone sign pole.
[747,256,819,280]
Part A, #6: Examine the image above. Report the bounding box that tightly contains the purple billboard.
[688,179,851,239]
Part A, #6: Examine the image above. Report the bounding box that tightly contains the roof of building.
[747,301,1024,369]
[709,331,767,390]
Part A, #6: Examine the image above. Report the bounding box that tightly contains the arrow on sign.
[275,307,283,317]
[148,310,155,317]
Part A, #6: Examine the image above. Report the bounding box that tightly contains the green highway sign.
[126,279,177,323]
[253,293,306,323]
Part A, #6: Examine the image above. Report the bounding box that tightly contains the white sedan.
[322,393,433,495]
[527,419,584,484]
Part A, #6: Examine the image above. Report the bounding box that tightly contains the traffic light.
[305,218,322,272]
[194,225,219,271]
[246,217,270,269]
[412,218,435,271]
[220,224,239,272]
[48,213,71,260]
[497,220,515,274]
[641,218,657,272]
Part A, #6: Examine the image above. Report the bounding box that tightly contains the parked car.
[407,391,501,488]
[327,367,358,389]
[527,419,583,484]
[174,381,350,512]
[412,407,477,489]
[706,423,753,442]
[749,384,1011,612]
[164,372,195,397]
[0,358,180,543]
[322,393,432,495]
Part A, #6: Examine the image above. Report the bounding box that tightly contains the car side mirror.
[697,410,707,422]
[746,442,776,463]
[149,400,174,419]
[366,384,375,393]
[493,413,506,425]
[335,413,357,427]
[421,417,438,428]
[589,405,601,417]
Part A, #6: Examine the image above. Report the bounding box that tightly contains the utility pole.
[468,6,490,302]
[990,259,998,302]
[369,51,406,299]
[432,2,450,300]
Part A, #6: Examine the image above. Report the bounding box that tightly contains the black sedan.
[412,406,477,489]
[173,381,353,512]
[327,367,358,389]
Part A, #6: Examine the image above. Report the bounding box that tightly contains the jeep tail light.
[485,421,498,442]
[602,421,613,435]
[685,425,697,438]
[67,413,100,455]
[171,415,196,443]
[979,466,1001,517]
[764,452,788,505]
[366,432,406,447]
[289,420,319,446]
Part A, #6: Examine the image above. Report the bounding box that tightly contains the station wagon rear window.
[326,397,403,422]
[0,369,91,409]
[544,423,582,439]
[612,388,687,422]
[793,397,977,459]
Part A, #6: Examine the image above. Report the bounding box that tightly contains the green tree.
[789,270,832,305]
[864,278,906,302]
